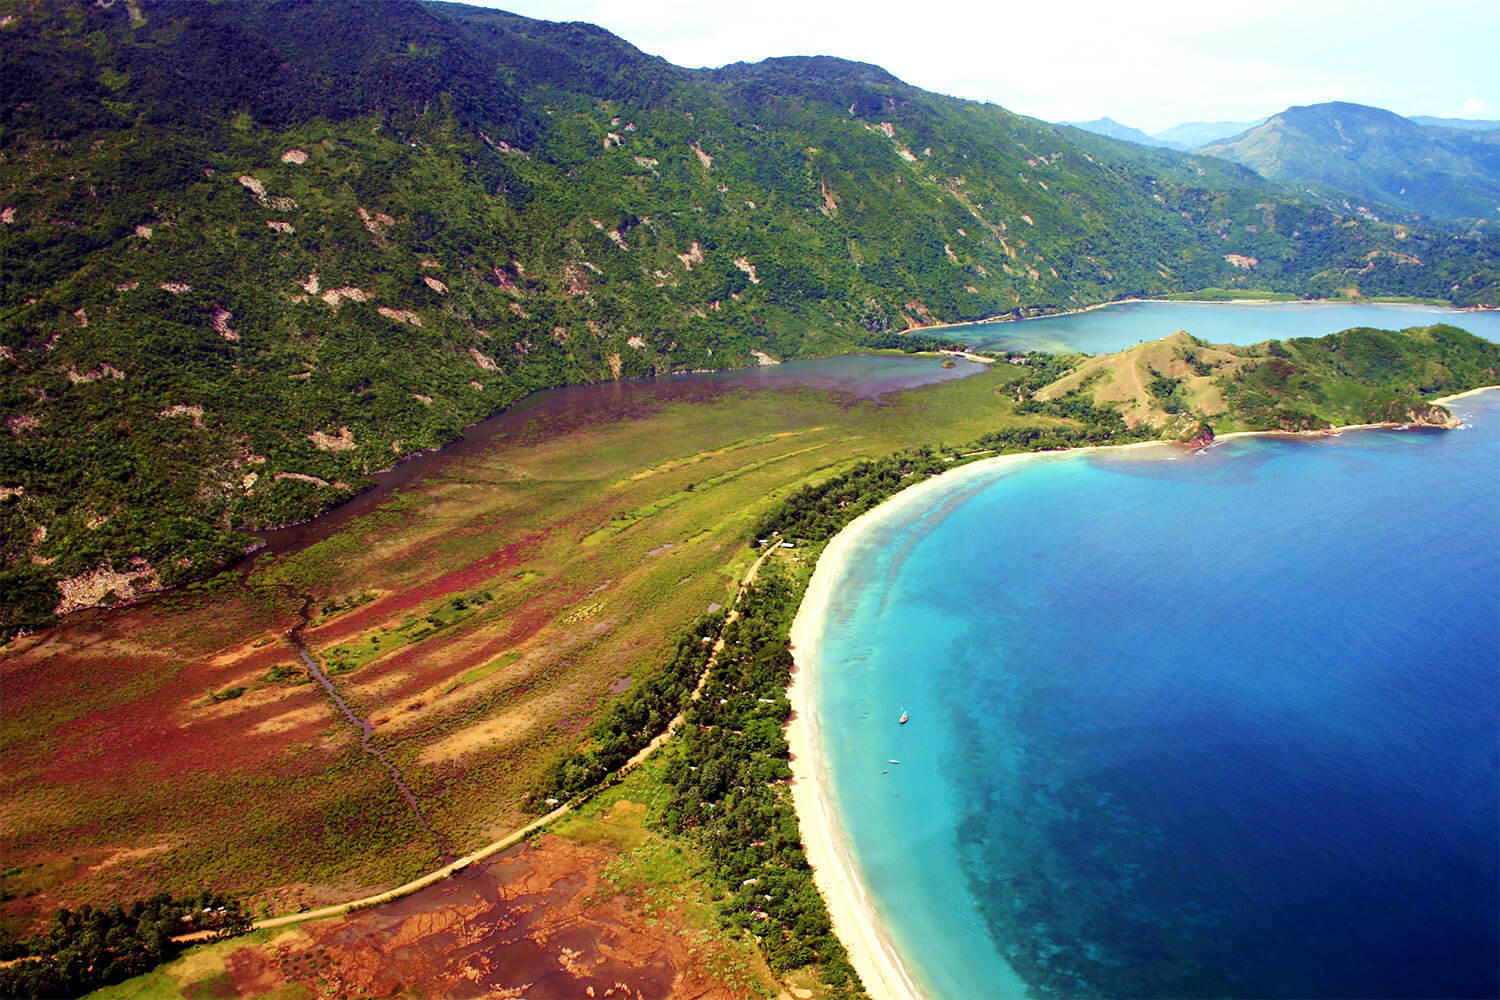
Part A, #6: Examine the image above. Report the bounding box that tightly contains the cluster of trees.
[1012,393,1146,442]
[531,612,726,805]
[660,571,862,997]
[857,331,964,353]
[749,446,957,543]
[0,892,249,1000]
[1220,324,1500,431]
[1148,372,1190,413]
[972,418,1147,452]
[527,575,859,990]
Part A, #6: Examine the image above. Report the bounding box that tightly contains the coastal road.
[622,543,776,769]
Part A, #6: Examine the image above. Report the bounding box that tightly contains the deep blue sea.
[952,300,1500,355]
[812,391,1500,999]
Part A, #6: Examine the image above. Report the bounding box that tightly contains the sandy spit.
[1432,384,1500,405]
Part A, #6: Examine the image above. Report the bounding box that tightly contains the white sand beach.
[785,442,1170,1000]
[1433,384,1500,405]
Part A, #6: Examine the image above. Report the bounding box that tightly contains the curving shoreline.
[1433,384,1500,405]
[786,441,1168,1000]
[784,387,1498,1000]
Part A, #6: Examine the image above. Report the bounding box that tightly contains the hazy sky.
[474,0,1499,132]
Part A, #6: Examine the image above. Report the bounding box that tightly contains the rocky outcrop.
[308,427,356,451]
[1163,414,1215,448]
[1407,404,1462,429]
[54,559,160,616]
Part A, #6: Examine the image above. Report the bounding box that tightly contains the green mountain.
[1196,102,1500,219]
[2,1,1498,636]
[1039,324,1500,435]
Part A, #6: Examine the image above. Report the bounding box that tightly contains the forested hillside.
[1197,103,1500,220]
[3,0,1498,635]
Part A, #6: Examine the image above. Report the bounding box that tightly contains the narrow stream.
[284,594,446,857]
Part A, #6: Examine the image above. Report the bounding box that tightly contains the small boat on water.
[898,707,909,725]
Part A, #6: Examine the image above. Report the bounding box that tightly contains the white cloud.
[1444,97,1494,119]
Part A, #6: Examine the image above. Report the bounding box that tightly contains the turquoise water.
[948,301,1500,355]
[812,392,1500,998]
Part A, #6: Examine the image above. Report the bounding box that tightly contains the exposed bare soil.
[211,834,749,999]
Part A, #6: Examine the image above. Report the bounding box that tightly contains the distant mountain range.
[1059,117,1179,148]
[1061,117,1264,150]
[1152,118,1267,148]
[1411,116,1500,132]
[1065,103,1499,219]
[2,0,1498,634]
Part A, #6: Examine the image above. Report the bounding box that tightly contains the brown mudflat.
[215,833,746,999]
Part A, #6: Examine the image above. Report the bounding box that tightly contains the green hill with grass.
[3,0,1499,635]
[1037,324,1500,436]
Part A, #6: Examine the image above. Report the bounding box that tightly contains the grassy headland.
[1036,323,1499,437]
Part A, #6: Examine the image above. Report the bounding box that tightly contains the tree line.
[661,570,862,997]
[530,611,727,806]
[0,892,249,1000]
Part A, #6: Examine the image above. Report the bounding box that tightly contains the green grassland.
[7,326,1496,996]
[1,366,1040,929]
[5,1,1500,985]
[7,324,1491,932]
[81,758,787,1000]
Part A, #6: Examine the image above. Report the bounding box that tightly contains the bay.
[810,391,1500,998]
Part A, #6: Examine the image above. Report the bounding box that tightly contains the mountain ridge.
[1154,117,1265,148]
[1061,116,1268,150]
[1410,115,1500,133]
[1059,116,1179,148]
[2,0,1498,635]
[1196,102,1500,219]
